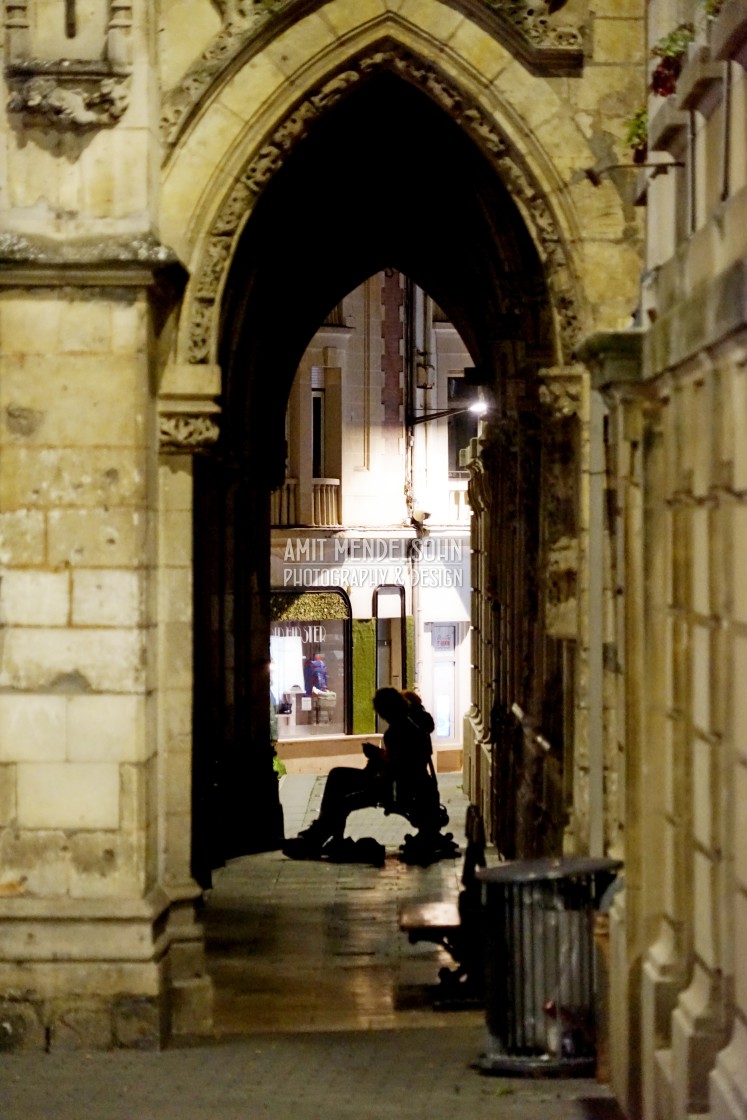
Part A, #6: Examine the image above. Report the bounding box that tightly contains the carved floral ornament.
[538,366,586,418]
[159,411,221,453]
[4,1,133,131]
[185,43,583,367]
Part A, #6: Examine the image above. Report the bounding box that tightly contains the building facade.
[0,3,744,1119]
[269,275,473,775]
[584,3,747,1118]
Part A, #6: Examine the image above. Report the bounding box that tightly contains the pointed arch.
[160,1,633,385]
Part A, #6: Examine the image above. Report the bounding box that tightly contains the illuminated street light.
[408,399,488,426]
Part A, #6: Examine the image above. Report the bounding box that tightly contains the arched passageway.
[192,69,557,884]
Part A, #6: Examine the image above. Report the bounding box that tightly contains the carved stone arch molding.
[161,0,584,153]
[182,40,585,370]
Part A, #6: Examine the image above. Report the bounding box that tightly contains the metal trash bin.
[475,856,622,1076]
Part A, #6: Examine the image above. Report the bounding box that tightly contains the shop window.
[270,591,350,739]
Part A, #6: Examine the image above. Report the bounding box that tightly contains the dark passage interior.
[192,63,553,884]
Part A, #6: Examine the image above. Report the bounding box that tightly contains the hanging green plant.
[699,0,723,17]
[650,22,695,96]
[624,106,649,163]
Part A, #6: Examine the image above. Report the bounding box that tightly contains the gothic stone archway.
[189,61,576,879]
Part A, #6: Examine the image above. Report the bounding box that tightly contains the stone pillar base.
[641,936,687,1120]
[0,961,164,1051]
[0,889,214,1050]
[710,1022,747,1120]
[671,967,728,1118]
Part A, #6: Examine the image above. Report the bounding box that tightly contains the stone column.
[157,364,221,1040]
[577,329,646,1114]
[710,347,747,1120]
[0,244,212,1050]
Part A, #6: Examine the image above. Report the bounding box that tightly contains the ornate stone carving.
[186,43,583,366]
[187,302,215,365]
[6,63,129,130]
[538,367,585,418]
[483,1,582,50]
[159,413,220,452]
[162,0,584,152]
[4,2,133,132]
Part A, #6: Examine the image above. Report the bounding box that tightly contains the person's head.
[373,687,409,724]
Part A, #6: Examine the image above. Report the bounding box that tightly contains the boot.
[281,819,329,860]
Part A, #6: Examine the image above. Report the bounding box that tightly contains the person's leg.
[284,767,379,857]
[314,766,379,841]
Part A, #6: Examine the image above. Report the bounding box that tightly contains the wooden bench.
[398,804,486,1004]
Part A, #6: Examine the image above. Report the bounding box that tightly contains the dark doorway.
[191,63,553,884]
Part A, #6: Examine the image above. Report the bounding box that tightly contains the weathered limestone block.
[16,761,119,831]
[0,627,146,693]
[0,449,146,510]
[0,569,69,626]
[49,1004,113,1051]
[592,14,645,65]
[68,830,144,900]
[0,693,67,762]
[112,994,161,1049]
[170,977,213,1038]
[0,510,45,565]
[0,764,17,827]
[71,569,142,628]
[0,828,71,896]
[322,0,389,36]
[120,763,149,835]
[47,510,148,571]
[0,999,46,1051]
[158,0,222,91]
[734,507,747,625]
[69,694,147,763]
[264,11,336,77]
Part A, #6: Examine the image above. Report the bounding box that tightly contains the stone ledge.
[575,330,644,392]
[648,98,689,154]
[0,883,172,922]
[675,45,724,118]
[644,257,747,375]
[0,233,188,291]
[710,0,747,66]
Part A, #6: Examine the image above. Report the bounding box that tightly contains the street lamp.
[407,399,489,426]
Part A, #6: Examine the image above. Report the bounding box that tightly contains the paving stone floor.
[0,774,623,1120]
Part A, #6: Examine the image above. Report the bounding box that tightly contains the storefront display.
[270,592,350,739]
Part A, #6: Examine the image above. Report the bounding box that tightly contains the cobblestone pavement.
[0,775,623,1120]
[1,1027,622,1120]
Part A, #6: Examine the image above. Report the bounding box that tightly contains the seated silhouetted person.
[282,687,435,860]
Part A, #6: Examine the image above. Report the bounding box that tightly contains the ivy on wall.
[270,591,349,621]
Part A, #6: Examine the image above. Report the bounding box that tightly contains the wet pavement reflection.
[204,773,481,1035]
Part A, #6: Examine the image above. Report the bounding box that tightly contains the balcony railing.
[270,477,341,527]
[448,480,471,524]
[270,478,298,527]
[312,478,341,526]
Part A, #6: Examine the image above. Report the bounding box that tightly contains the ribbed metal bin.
[475,857,622,1076]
